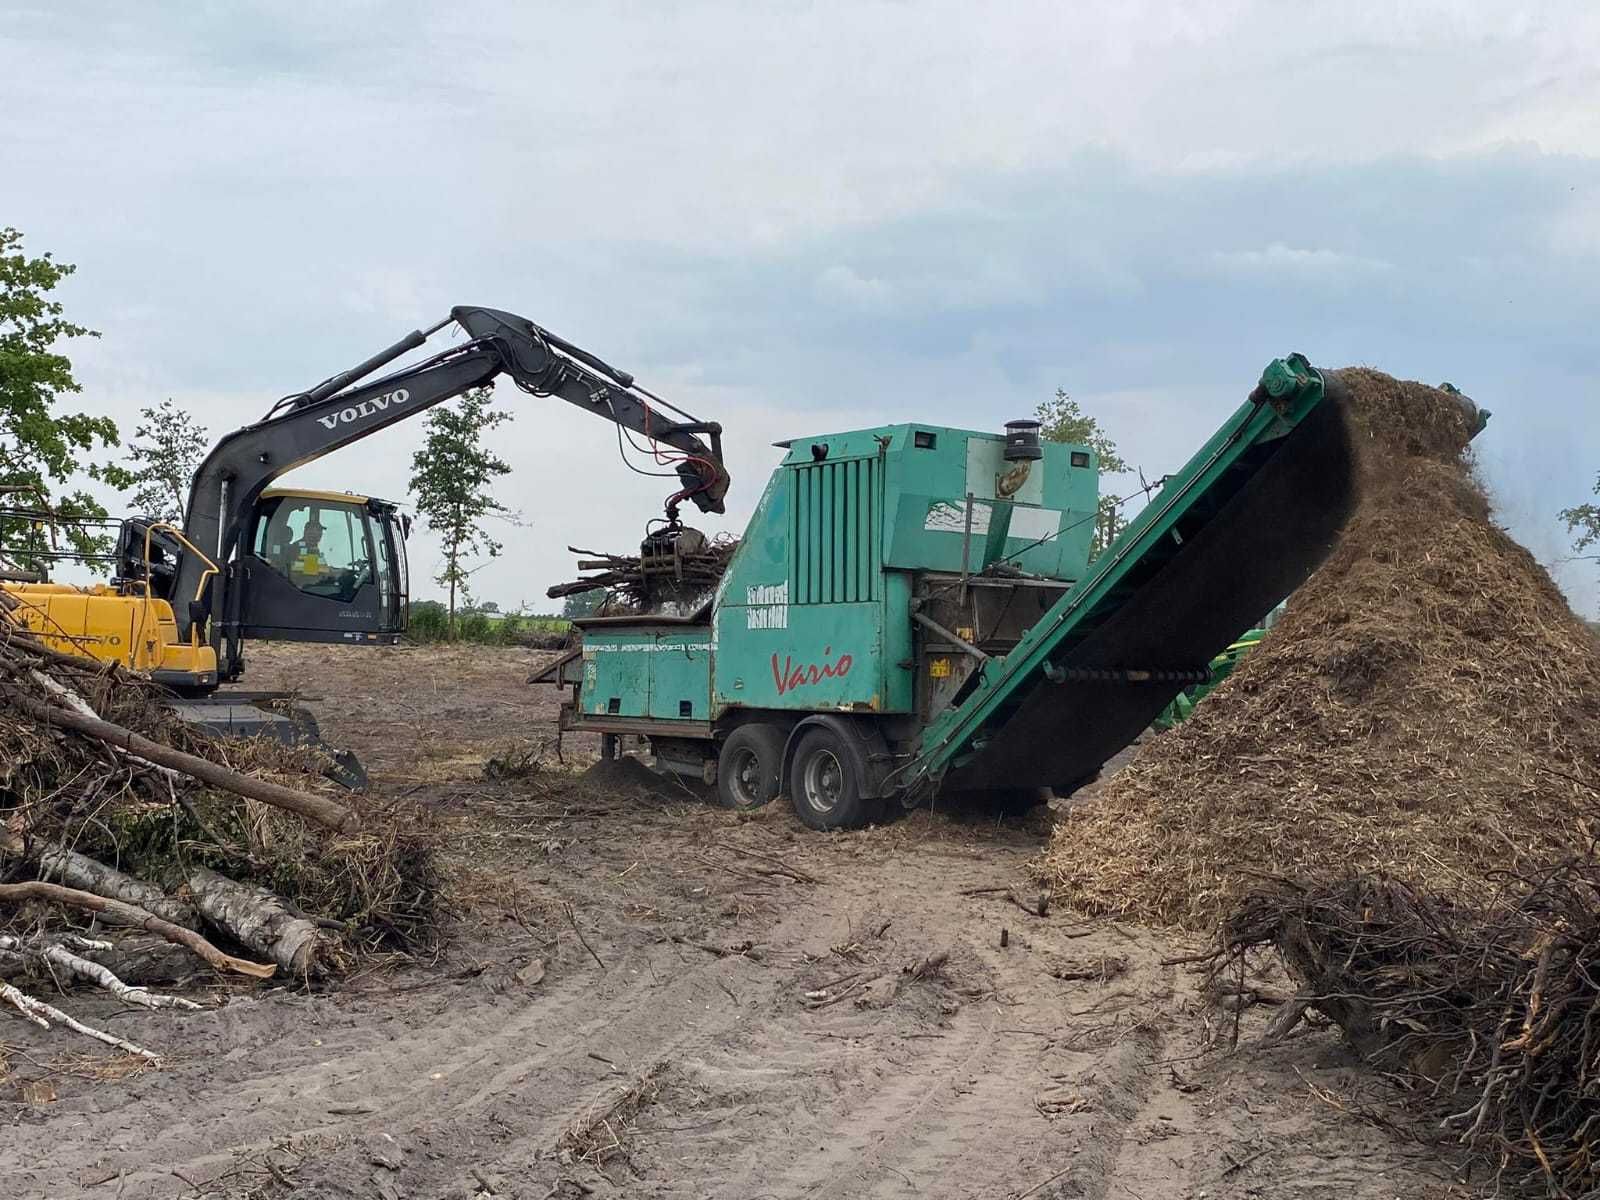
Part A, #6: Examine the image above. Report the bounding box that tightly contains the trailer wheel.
[789,727,877,830]
[716,724,785,811]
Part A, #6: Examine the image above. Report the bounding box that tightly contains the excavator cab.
[239,488,409,645]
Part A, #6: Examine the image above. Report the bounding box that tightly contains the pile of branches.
[547,533,738,610]
[1219,858,1600,1196]
[0,593,438,1058]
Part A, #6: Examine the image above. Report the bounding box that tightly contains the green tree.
[1562,478,1600,558]
[0,227,127,572]
[562,590,604,618]
[123,398,209,522]
[1563,477,1600,615]
[1035,387,1129,559]
[408,387,516,631]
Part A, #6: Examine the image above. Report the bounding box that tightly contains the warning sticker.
[924,500,992,534]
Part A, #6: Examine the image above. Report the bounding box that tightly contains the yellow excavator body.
[3,583,218,689]
[0,486,393,692]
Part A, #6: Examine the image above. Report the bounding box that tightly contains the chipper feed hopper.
[543,356,1479,829]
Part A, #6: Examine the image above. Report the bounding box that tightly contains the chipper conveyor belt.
[907,355,1359,795]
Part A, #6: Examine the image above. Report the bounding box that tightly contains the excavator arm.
[155,306,729,673]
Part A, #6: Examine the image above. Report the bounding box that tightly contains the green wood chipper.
[537,357,1479,829]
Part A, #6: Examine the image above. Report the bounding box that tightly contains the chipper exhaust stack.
[541,356,1481,829]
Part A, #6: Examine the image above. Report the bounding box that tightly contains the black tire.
[716,724,786,811]
[788,726,878,831]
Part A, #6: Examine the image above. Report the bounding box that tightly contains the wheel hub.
[729,747,761,804]
[803,749,844,813]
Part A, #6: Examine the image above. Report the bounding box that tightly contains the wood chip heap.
[1039,368,1600,930]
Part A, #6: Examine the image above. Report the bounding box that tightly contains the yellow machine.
[4,517,221,691]
[7,581,218,687]
[1,486,402,695]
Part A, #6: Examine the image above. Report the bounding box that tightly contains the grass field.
[406,599,570,644]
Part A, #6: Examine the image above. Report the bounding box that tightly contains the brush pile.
[0,592,438,1056]
[548,531,739,612]
[1041,368,1600,929]
[1219,860,1600,1197]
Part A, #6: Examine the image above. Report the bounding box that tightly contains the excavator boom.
[141,306,730,677]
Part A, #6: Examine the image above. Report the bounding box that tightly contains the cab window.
[253,497,373,601]
[370,510,395,624]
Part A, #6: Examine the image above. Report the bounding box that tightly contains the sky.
[3,1,1598,616]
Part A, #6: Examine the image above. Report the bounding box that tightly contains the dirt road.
[2,645,1461,1198]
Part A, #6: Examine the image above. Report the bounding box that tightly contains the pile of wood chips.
[0,593,437,1058]
[1039,368,1600,930]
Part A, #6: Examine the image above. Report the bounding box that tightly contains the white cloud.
[5,1,1600,617]
[814,265,896,312]
[1205,243,1395,281]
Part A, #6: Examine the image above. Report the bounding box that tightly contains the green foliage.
[1567,477,1600,618]
[407,387,518,627]
[123,397,209,521]
[407,599,451,641]
[406,598,569,645]
[1035,387,1129,560]
[0,227,127,570]
[562,589,604,618]
[455,608,494,642]
[1562,476,1600,556]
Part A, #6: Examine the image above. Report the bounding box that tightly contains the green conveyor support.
[905,354,1347,791]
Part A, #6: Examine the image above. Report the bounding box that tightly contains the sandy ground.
[1,643,1467,1199]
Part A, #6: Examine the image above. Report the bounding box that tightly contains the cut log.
[3,688,357,833]
[0,881,274,978]
[0,934,198,986]
[38,943,202,1010]
[35,845,197,928]
[187,866,328,976]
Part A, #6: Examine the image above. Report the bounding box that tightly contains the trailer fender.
[781,715,895,800]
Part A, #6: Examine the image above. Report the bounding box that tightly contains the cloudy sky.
[5,2,1598,615]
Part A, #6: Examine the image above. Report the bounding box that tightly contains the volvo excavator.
[4,306,732,779]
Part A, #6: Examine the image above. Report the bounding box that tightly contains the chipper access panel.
[548,358,1474,830]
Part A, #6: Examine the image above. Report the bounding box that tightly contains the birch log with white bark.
[186,866,328,975]
[35,846,197,927]
[0,935,199,986]
[38,943,202,1010]
[0,881,274,978]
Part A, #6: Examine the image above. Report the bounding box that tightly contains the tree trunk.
[39,943,201,1010]
[0,881,274,978]
[3,688,358,833]
[448,512,460,637]
[186,866,329,976]
[35,846,197,928]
